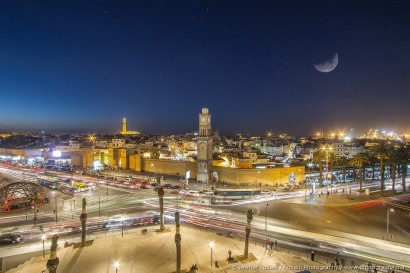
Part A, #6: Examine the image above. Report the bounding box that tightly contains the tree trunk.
[158,188,165,231]
[352,168,356,182]
[330,162,334,185]
[175,234,181,273]
[244,225,250,259]
[392,164,396,193]
[160,195,165,231]
[402,164,407,193]
[359,166,363,192]
[372,165,375,182]
[47,235,59,273]
[318,162,323,183]
[342,166,346,183]
[380,159,384,196]
[80,214,87,247]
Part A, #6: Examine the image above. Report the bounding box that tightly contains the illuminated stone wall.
[130,156,197,177]
[128,155,304,186]
[213,166,305,186]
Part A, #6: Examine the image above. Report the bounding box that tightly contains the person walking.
[273,240,278,251]
[266,238,271,250]
[335,252,340,266]
[367,262,373,273]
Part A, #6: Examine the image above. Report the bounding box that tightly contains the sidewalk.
[280,192,372,207]
[5,226,366,273]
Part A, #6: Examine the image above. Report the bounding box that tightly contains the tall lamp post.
[321,145,333,189]
[265,203,269,248]
[387,208,394,240]
[209,241,214,268]
[114,261,119,273]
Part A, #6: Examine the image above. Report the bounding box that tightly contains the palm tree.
[386,151,398,193]
[395,146,409,193]
[46,235,60,273]
[350,153,370,192]
[372,141,393,196]
[158,187,165,231]
[329,152,336,185]
[175,211,181,273]
[244,209,253,259]
[312,150,325,183]
[336,156,349,183]
[368,154,378,182]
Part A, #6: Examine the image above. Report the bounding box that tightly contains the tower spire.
[122,118,127,134]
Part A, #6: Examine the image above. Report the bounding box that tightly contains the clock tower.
[197,107,213,183]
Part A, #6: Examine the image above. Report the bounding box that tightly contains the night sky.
[1,1,410,136]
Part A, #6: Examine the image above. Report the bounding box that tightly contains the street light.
[114,261,119,273]
[265,204,269,248]
[387,208,394,240]
[208,241,214,268]
[321,145,333,190]
[41,234,46,258]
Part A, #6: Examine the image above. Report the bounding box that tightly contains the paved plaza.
[5,225,368,273]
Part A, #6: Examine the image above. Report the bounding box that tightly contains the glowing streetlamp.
[41,234,46,258]
[208,241,214,268]
[114,261,119,273]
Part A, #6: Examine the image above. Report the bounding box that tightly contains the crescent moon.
[314,52,338,73]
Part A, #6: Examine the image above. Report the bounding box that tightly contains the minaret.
[122,118,127,134]
[197,107,213,183]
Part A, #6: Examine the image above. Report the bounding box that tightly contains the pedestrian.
[310,250,315,261]
[266,238,271,250]
[373,265,378,273]
[270,240,274,251]
[335,255,340,266]
[274,240,278,251]
[367,262,372,273]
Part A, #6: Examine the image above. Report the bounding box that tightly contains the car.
[261,190,271,194]
[0,234,23,245]
[185,190,200,197]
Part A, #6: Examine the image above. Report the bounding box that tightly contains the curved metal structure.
[0,182,47,212]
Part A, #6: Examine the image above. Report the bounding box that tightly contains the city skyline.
[1,1,410,135]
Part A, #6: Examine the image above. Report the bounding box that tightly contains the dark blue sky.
[1,1,410,135]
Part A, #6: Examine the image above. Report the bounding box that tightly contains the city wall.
[131,156,198,177]
[128,156,305,186]
[214,166,305,186]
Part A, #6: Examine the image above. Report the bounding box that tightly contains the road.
[1,165,410,269]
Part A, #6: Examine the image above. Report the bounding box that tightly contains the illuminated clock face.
[201,117,205,122]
